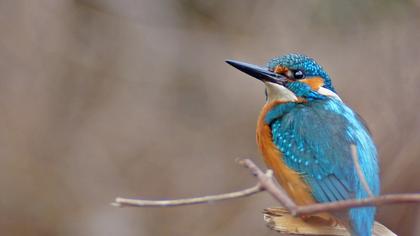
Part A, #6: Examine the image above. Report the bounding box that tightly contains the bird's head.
[226,53,340,102]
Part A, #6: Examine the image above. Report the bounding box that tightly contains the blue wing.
[266,98,380,235]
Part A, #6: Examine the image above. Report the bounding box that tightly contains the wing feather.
[268,99,378,204]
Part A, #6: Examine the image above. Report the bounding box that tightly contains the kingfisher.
[226,54,380,236]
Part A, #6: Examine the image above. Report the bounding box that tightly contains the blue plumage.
[266,81,380,236]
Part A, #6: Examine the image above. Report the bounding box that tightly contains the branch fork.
[112,158,420,235]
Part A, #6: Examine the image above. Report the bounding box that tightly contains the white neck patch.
[264,82,298,103]
[317,87,342,101]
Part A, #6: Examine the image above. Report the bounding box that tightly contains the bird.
[226,54,380,236]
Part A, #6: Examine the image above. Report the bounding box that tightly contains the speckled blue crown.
[267,53,335,92]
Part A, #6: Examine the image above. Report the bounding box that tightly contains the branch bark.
[113,158,420,216]
[112,158,419,236]
[113,182,263,207]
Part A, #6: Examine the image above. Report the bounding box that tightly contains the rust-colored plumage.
[257,100,313,205]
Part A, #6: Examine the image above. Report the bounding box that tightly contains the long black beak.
[225,60,286,84]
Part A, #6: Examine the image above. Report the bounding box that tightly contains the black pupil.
[293,70,304,79]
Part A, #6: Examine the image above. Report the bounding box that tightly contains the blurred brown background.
[1,0,419,235]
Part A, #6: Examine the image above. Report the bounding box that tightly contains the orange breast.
[256,101,333,221]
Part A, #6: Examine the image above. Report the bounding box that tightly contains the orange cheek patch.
[300,77,324,90]
[274,65,288,74]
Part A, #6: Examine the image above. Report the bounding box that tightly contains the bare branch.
[295,193,420,215]
[238,158,420,216]
[351,145,374,197]
[113,158,420,217]
[113,181,263,208]
[238,159,298,214]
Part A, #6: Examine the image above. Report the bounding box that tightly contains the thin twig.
[238,159,420,216]
[112,159,420,217]
[351,145,374,197]
[238,159,298,214]
[113,181,263,207]
[295,193,420,215]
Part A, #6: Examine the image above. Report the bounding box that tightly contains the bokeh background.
[1,0,420,235]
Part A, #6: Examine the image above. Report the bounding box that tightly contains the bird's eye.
[293,70,305,80]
